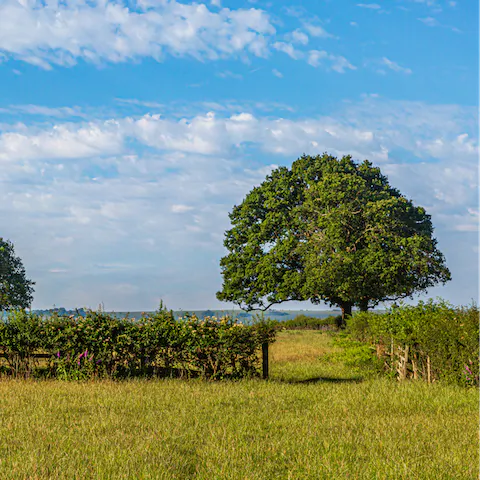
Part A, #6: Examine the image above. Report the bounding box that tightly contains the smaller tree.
[0,238,35,311]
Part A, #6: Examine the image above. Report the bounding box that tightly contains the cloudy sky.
[0,0,477,311]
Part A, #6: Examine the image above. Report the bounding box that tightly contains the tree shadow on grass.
[277,375,364,384]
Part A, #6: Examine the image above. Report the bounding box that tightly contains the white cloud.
[125,112,230,155]
[0,105,345,164]
[2,100,476,168]
[381,57,412,74]
[289,29,309,45]
[308,50,356,73]
[49,268,69,274]
[94,263,132,270]
[171,204,194,213]
[417,16,461,32]
[435,208,479,232]
[0,0,355,74]
[0,121,123,161]
[272,68,283,78]
[5,104,86,118]
[413,0,436,4]
[115,99,165,109]
[1,148,278,309]
[0,0,276,67]
[272,41,304,60]
[1,97,477,308]
[303,24,334,38]
[455,224,478,232]
[272,42,354,73]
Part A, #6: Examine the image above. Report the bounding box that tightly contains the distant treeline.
[27,308,342,322]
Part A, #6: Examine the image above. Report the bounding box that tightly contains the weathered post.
[412,352,418,380]
[427,355,431,384]
[397,344,409,381]
[390,338,394,372]
[262,342,269,379]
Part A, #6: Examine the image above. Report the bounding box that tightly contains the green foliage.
[273,314,341,330]
[0,238,35,311]
[217,153,450,320]
[322,332,387,379]
[0,309,43,377]
[0,308,276,380]
[346,300,479,386]
[249,312,277,345]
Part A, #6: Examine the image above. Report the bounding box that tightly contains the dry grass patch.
[270,330,340,363]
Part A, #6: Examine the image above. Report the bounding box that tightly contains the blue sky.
[0,0,477,311]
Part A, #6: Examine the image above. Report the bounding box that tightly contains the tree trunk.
[359,299,369,312]
[338,303,353,329]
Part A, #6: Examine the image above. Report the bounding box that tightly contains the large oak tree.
[217,154,451,326]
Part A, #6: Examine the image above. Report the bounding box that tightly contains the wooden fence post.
[390,338,394,372]
[262,342,269,379]
[427,355,431,384]
[412,352,418,380]
[397,344,409,381]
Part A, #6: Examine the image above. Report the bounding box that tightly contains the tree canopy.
[0,238,35,311]
[216,153,451,325]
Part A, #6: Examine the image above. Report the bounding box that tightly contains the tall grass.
[0,331,477,479]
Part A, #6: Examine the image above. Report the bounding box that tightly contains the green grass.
[0,331,478,479]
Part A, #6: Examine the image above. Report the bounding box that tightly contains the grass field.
[0,331,478,479]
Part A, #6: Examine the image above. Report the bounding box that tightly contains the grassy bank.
[0,331,478,479]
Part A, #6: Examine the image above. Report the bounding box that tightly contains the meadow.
[0,330,478,479]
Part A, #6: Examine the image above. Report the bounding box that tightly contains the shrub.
[0,310,43,377]
[346,300,479,386]
[0,308,276,380]
[275,314,341,330]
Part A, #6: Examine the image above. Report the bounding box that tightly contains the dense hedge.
[0,308,276,380]
[273,314,341,330]
[346,300,479,386]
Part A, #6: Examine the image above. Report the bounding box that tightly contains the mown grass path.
[0,331,478,479]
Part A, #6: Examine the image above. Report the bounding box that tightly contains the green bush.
[275,314,341,330]
[0,308,276,380]
[0,310,43,377]
[346,300,479,386]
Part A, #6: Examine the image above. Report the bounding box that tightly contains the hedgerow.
[272,314,341,330]
[345,300,479,386]
[0,307,276,380]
